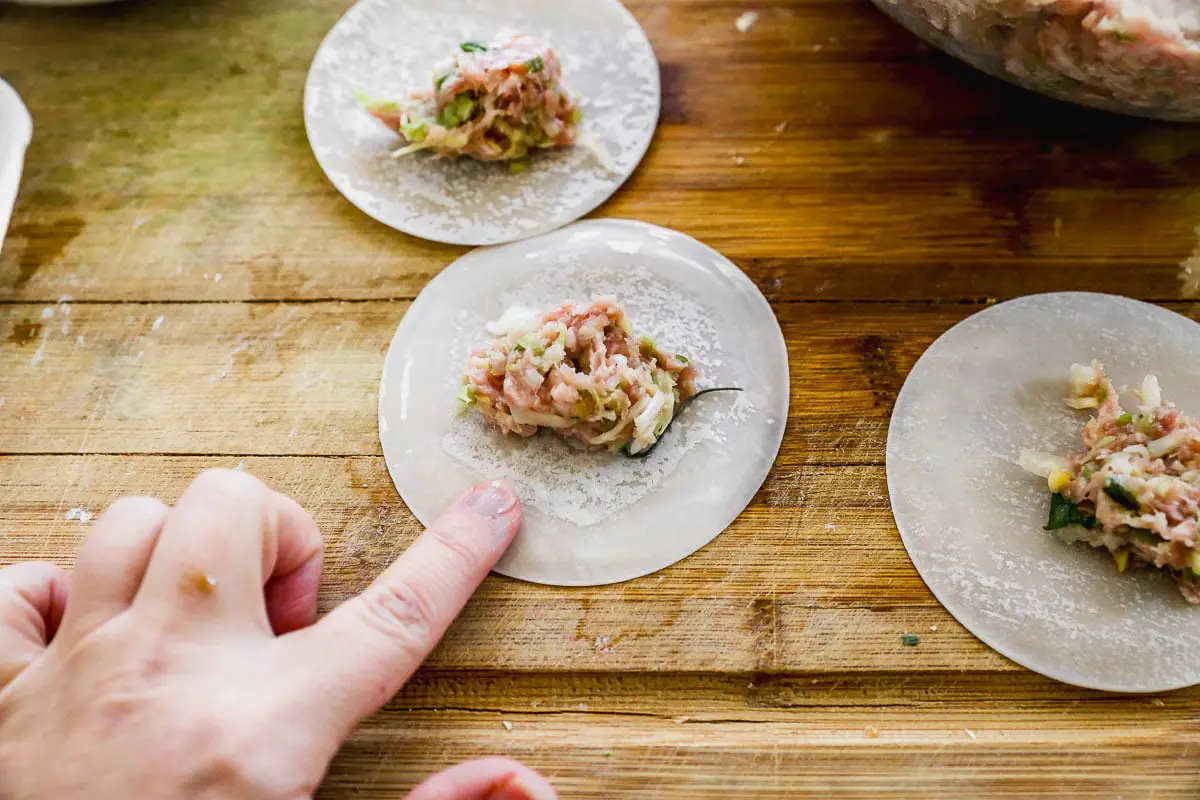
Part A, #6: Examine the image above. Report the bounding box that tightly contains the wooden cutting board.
[2,0,1199,796]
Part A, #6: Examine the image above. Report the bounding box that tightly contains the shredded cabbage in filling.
[1021,362,1200,603]
[458,298,699,455]
[360,32,581,164]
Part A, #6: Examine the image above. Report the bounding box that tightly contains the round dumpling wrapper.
[888,292,1200,692]
[305,0,660,246]
[379,219,789,586]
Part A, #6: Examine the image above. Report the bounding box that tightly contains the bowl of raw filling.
[870,0,1200,121]
[0,78,32,256]
[3,0,133,5]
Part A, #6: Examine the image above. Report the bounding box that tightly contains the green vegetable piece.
[455,384,477,413]
[1131,529,1161,544]
[1103,477,1141,511]
[1117,413,1133,427]
[1113,31,1137,43]
[902,634,920,647]
[677,354,689,365]
[434,74,450,91]
[624,388,743,459]
[460,41,488,53]
[525,56,545,73]
[436,93,479,128]
[517,333,545,356]
[399,117,429,143]
[509,159,530,175]
[1044,493,1098,531]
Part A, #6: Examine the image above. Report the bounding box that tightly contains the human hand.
[0,469,555,800]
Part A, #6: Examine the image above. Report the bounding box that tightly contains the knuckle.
[357,581,435,653]
[103,495,169,521]
[426,521,488,572]
[192,468,267,503]
[205,742,322,797]
[159,707,318,797]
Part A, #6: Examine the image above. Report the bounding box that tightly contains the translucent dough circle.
[888,292,1200,692]
[304,0,661,246]
[379,219,790,586]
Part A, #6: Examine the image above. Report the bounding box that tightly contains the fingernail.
[464,479,518,522]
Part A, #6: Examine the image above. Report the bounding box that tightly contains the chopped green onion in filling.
[1044,493,1097,531]
[1102,477,1140,512]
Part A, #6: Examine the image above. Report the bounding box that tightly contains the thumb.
[405,758,557,800]
[281,479,521,737]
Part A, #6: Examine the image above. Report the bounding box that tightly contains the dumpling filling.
[459,299,699,455]
[1021,362,1200,602]
[361,32,581,164]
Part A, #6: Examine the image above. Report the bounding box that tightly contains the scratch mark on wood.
[858,335,900,410]
[749,597,779,671]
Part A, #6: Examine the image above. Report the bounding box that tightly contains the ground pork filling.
[459,299,699,455]
[363,31,581,163]
[1021,362,1200,603]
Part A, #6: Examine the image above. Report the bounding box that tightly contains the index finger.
[284,480,520,735]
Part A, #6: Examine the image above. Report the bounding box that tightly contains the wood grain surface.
[2,0,1200,797]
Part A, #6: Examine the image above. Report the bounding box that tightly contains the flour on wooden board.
[65,507,93,524]
[735,11,758,32]
[441,263,753,527]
